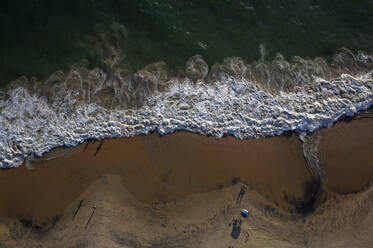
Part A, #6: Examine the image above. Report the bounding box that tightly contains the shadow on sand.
[230,219,242,239]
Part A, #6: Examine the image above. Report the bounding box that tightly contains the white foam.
[0,72,372,168]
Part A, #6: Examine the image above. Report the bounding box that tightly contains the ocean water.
[1,0,373,84]
[0,0,373,168]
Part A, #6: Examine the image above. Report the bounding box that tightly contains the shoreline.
[9,104,373,166]
[3,103,373,171]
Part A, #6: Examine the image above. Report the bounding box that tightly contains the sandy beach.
[0,117,372,247]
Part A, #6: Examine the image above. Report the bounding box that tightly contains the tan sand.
[0,172,372,248]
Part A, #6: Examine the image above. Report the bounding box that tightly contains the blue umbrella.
[241,209,250,218]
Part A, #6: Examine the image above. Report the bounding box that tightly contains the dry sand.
[0,118,372,247]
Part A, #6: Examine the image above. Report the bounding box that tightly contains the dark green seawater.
[1,0,373,86]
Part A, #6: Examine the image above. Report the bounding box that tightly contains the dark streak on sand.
[83,141,90,152]
[85,206,96,229]
[93,140,104,157]
[72,200,83,220]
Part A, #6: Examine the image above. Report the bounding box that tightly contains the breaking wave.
[1,49,373,168]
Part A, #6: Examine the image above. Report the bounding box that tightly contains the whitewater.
[0,51,373,168]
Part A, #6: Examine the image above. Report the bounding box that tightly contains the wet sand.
[321,117,373,193]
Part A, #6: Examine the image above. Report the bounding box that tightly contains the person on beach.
[236,183,248,204]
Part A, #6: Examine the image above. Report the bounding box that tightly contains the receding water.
[1,0,373,85]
